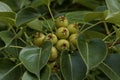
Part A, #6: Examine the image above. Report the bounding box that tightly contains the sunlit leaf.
[19,41,52,78]
[22,71,37,80]
[105,0,120,18]
[0,1,12,12]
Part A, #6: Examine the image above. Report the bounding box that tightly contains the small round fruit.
[49,47,58,61]
[67,24,79,34]
[69,33,78,47]
[56,39,69,51]
[56,27,69,39]
[33,32,45,46]
[45,33,58,45]
[47,61,56,69]
[55,16,68,28]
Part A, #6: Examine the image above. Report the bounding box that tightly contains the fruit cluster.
[33,16,79,62]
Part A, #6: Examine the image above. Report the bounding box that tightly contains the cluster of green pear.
[33,16,79,62]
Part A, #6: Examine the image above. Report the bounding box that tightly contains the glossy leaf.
[105,0,120,18]
[19,41,52,78]
[0,1,12,12]
[19,46,41,77]
[16,7,41,27]
[105,0,120,25]
[22,71,37,80]
[77,34,107,69]
[0,59,21,80]
[60,50,87,80]
[0,0,28,11]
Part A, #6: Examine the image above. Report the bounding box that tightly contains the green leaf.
[60,51,87,80]
[39,41,52,70]
[16,7,41,27]
[0,59,21,80]
[19,41,52,78]
[84,12,104,22]
[105,0,120,25]
[66,11,104,23]
[66,11,89,24]
[77,34,107,69]
[22,72,37,80]
[106,12,120,25]
[0,12,15,25]
[50,73,61,80]
[27,19,54,32]
[72,0,100,9]
[0,1,12,12]
[105,0,120,17]
[27,19,43,31]
[0,31,14,47]
[31,0,44,7]
[57,0,64,5]
[84,31,106,39]
[113,26,120,39]
[41,0,52,6]
[40,66,50,80]
[0,0,28,11]
[22,66,50,80]
[112,44,120,53]
[19,46,41,77]
[98,62,120,80]
[104,54,120,76]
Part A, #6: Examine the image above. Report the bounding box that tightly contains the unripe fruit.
[33,32,45,46]
[56,39,69,51]
[56,27,69,39]
[45,33,58,45]
[48,61,56,69]
[67,24,79,34]
[49,47,58,61]
[55,16,68,28]
[69,33,78,47]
